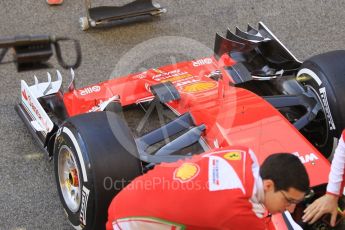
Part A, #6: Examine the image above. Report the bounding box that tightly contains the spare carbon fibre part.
[79,0,167,31]
[0,35,81,71]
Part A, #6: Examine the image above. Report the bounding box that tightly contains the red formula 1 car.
[15,22,345,229]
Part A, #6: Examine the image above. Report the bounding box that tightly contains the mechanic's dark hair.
[260,153,309,192]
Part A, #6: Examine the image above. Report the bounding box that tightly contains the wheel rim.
[58,145,82,213]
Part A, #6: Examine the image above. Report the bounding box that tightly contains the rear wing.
[214,22,301,81]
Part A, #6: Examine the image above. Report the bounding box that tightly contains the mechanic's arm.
[302,130,345,226]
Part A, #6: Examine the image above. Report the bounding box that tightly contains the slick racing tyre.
[297,50,345,156]
[53,111,142,230]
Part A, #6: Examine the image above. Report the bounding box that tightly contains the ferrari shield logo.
[223,151,242,161]
[173,163,200,183]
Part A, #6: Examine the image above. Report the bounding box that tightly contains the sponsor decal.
[87,96,120,112]
[132,72,147,79]
[211,158,220,186]
[208,156,245,192]
[173,163,200,183]
[161,73,193,83]
[79,85,101,96]
[223,151,242,161]
[293,152,319,164]
[152,68,165,74]
[175,79,199,88]
[319,87,336,130]
[152,69,181,82]
[80,186,90,226]
[22,90,28,101]
[181,81,217,93]
[21,89,49,131]
[192,58,213,67]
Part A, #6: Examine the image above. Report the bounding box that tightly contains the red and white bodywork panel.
[63,56,330,189]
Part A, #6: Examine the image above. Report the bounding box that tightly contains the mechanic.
[303,129,345,227]
[106,147,310,230]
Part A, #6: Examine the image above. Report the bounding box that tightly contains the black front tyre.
[297,50,345,156]
[54,111,142,230]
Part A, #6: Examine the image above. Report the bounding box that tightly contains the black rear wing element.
[214,22,301,78]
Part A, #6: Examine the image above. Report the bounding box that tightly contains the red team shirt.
[107,147,273,230]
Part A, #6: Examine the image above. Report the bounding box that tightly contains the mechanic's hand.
[302,194,339,226]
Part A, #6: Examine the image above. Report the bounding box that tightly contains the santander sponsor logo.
[192,58,212,67]
[79,85,101,96]
[21,89,49,130]
[22,90,28,101]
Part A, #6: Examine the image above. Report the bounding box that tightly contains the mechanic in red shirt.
[106,147,310,230]
[303,129,345,226]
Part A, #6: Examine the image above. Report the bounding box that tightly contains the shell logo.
[173,163,200,183]
[181,81,217,93]
[223,151,242,161]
